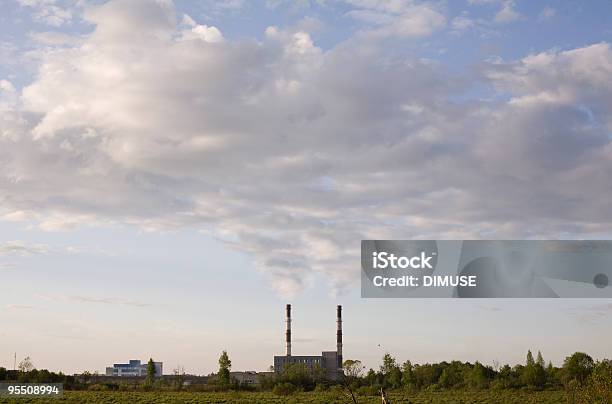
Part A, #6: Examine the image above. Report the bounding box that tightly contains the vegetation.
[17,357,34,373]
[0,390,572,403]
[172,365,186,391]
[217,350,232,389]
[0,362,81,389]
[0,350,609,403]
[144,358,156,389]
[342,359,365,380]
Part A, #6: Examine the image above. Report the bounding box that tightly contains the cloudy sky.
[1,0,612,375]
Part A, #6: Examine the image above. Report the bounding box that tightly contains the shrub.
[356,385,379,396]
[273,382,297,396]
[490,379,506,391]
[87,384,109,391]
[313,383,328,392]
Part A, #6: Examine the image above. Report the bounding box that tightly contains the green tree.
[563,352,594,386]
[218,350,232,388]
[497,364,518,389]
[534,351,547,388]
[578,359,611,403]
[536,351,545,367]
[379,353,401,388]
[312,363,326,385]
[468,362,489,390]
[413,363,443,389]
[280,363,313,390]
[526,350,535,367]
[146,358,156,383]
[380,353,397,375]
[343,359,365,379]
[546,361,555,383]
[401,360,415,389]
[387,366,402,389]
[439,362,463,389]
[365,368,378,386]
[522,350,540,387]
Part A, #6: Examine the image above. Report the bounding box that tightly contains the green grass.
[0,390,568,404]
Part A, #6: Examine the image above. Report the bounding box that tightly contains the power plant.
[273,304,344,380]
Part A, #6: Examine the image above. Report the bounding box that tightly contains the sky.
[0,0,612,375]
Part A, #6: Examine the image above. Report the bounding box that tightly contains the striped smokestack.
[337,305,342,368]
[286,304,291,356]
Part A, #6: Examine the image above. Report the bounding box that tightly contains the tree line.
[342,351,608,393]
[256,350,607,402]
[214,349,610,401]
[0,357,159,391]
[1,350,609,402]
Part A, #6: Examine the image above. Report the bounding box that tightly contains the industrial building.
[273,304,344,381]
[105,359,162,377]
[230,371,261,385]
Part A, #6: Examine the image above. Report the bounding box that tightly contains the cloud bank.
[2,0,612,296]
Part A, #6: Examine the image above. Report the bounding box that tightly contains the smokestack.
[337,305,342,368]
[286,304,292,356]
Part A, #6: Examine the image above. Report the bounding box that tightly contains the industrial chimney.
[336,305,342,368]
[286,304,292,356]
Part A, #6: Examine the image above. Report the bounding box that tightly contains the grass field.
[0,390,569,403]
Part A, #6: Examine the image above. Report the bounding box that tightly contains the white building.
[105,359,162,377]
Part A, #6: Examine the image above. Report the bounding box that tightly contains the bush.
[273,382,297,396]
[490,379,506,391]
[87,384,109,391]
[356,385,379,396]
[313,383,328,392]
[575,360,612,404]
[425,383,441,392]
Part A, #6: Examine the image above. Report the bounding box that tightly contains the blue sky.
[1,0,612,375]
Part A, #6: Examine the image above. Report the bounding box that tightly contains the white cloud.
[0,80,16,93]
[208,0,246,10]
[16,0,74,26]
[539,6,556,21]
[39,294,151,307]
[344,0,446,39]
[0,262,17,270]
[6,304,35,310]
[3,0,612,296]
[181,14,224,43]
[266,0,312,12]
[0,239,110,257]
[68,296,151,307]
[468,0,499,4]
[451,13,474,31]
[467,0,522,24]
[0,240,50,256]
[28,31,81,46]
[494,1,521,24]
